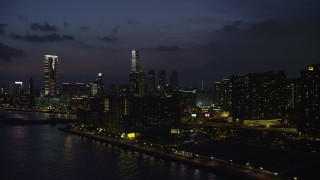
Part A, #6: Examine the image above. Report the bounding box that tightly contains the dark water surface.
[0,125,222,180]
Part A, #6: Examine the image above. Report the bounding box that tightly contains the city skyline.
[1,0,320,87]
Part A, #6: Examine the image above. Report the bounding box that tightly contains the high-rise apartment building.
[286,78,301,110]
[231,71,286,121]
[44,55,59,96]
[299,64,320,135]
[213,79,231,111]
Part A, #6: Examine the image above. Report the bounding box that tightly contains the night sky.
[1,0,320,89]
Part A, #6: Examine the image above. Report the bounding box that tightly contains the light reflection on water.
[0,115,223,179]
[0,111,78,120]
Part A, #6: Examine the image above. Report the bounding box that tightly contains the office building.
[147,70,156,95]
[14,82,23,96]
[96,73,104,96]
[44,55,59,96]
[129,49,146,97]
[131,49,139,72]
[28,77,33,95]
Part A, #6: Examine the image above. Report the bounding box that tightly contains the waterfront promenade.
[59,127,275,180]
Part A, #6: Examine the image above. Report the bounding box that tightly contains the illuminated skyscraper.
[44,55,59,96]
[131,49,139,72]
[14,82,23,96]
[129,49,145,97]
[96,73,104,96]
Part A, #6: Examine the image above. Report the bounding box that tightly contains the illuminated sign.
[309,67,314,71]
[191,114,197,117]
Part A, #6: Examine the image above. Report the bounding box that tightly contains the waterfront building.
[231,71,286,122]
[299,64,320,135]
[122,96,180,138]
[44,55,59,96]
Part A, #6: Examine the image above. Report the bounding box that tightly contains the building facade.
[231,71,286,122]
[44,55,59,96]
[299,64,320,135]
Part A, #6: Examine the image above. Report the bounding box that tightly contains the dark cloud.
[30,22,58,32]
[188,16,216,24]
[111,25,119,34]
[0,23,7,35]
[62,35,75,40]
[0,42,25,62]
[18,15,25,21]
[219,20,320,40]
[10,33,75,42]
[154,45,186,52]
[80,25,90,31]
[99,25,120,43]
[195,20,320,78]
[63,22,69,29]
[100,36,119,43]
[222,21,250,34]
[248,20,320,40]
[127,19,139,25]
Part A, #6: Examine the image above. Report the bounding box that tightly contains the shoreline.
[0,108,76,115]
[59,127,275,180]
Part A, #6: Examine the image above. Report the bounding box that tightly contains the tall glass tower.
[131,49,139,72]
[44,55,59,96]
